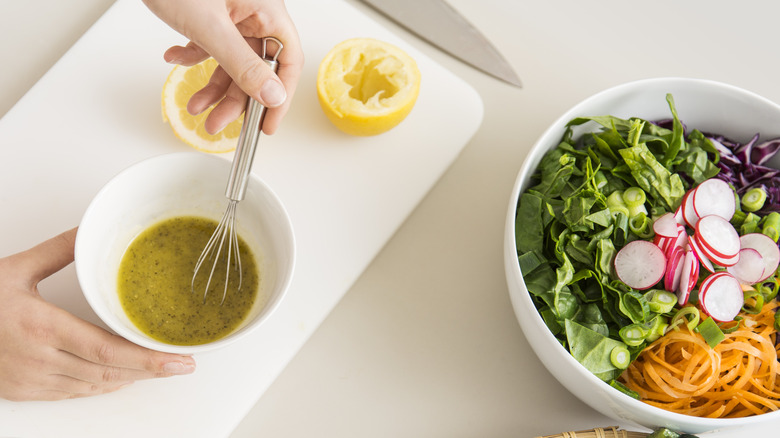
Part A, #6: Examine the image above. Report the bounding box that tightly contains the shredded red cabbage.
[709,134,780,215]
[654,118,780,215]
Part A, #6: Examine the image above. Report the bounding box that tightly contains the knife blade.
[359,0,521,87]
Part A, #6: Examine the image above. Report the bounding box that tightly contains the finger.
[255,24,305,135]
[204,81,250,135]
[31,381,130,401]
[259,58,302,135]
[49,306,195,376]
[163,41,209,66]
[52,348,170,385]
[187,65,233,116]
[198,18,287,110]
[42,372,132,397]
[11,228,77,284]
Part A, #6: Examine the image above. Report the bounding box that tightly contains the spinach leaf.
[565,319,625,381]
[618,142,685,210]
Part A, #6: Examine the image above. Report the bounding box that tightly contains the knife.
[359,0,521,87]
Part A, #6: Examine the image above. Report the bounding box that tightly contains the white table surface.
[3,1,780,437]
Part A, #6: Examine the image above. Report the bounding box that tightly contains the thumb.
[13,227,78,284]
[202,23,287,108]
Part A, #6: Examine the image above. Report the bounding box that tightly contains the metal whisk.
[192,37,283,304]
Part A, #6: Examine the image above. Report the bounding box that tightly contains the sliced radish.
[695,215,741,261]
[688,235,715,273]
[654,234,672,254]
[727,248,765,285]
[614,240,666,290]
[674,205,685,226]
[692,178,736,221]
[739,233,780,282]
[653,212,679,238]
[698,241,740,267]
[699,272,744,322]
[664,245,685,291]
[668,225,688,256]
[682,189,700,228]
[677,249,699,305]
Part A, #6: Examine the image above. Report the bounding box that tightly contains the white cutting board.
[0,0,482,436]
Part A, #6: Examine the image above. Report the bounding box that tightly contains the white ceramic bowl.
[75,152,295,354]
[504,78,780,433]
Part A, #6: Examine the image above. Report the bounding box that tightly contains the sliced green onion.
[644,316,669,342]
[619,324,648,346]
[731,210,747,227]
[628,203,648,219]
[670,306,700,331]
[646,289,678,314]
[742,187,768,212]
[622,187,647,208]
[761,282,778,303]
[609,379,640,400]
[696,317,726,348]
[610,345,631,369]
[607,191,629,217]
[593,170,608,190]
[629,212,653,238]
[647,428,683,438]
[742,287,764,314]
[762,212,780,243]
[740,212,761,235]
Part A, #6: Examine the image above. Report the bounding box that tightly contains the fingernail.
[260,79,286,108]
[163,361,196,375]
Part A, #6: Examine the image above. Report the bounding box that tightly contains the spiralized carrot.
[620,300,780,418]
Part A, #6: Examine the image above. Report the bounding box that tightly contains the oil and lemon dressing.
[117,215,259,345]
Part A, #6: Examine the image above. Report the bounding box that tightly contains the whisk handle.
[225,39,282,202]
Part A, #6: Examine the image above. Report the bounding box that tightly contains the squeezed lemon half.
[317,38,421,136]
[161,58,244,153]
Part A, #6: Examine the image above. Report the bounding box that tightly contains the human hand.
[143,0,305,135]
[0,228,196,401]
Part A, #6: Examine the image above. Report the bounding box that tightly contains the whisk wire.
[192,36,282,304]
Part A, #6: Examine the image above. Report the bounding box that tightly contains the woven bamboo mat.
[535,426,649,438]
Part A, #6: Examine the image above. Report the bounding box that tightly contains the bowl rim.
[75,151,296,354]
[504,77,780,430]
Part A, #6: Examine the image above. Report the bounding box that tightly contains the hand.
[143,0,305,135]
[0,228,196,401]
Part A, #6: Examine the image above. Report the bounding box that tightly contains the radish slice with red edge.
[739,233,780,282]
[664,245,685,291]
[727,248,765,285]
[692,178,736,221]
[699,272,743,322]
[699,242,740,267]
[667,225,688,256]
[695,215,741,261]
[653,212,679,238]
[688,235,715,273]
[614,240,666,290]
[676,249,698,305]
[674,205,685,226]
[682,189,700,228]
[654,235,671,254]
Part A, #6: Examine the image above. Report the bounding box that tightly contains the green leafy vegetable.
[515,94,722,382]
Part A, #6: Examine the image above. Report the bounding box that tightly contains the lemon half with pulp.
[162,58,243,153]
[317,38,421,136]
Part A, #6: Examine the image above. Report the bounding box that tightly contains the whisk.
[192,37,283,304]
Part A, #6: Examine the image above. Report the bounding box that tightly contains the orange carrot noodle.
[619,300,780,418]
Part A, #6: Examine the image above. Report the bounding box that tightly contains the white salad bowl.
[75,152,296,354]
[504,78,780,433]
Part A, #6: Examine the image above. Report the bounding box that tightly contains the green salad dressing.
[117,216,259,345]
